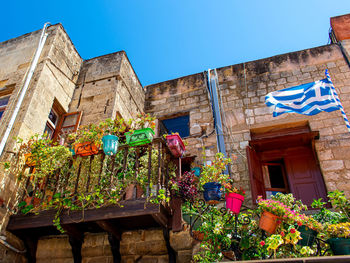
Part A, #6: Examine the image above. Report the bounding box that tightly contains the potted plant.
[257,197,296,234]
[181,201,203,231]
[199,153,231,204]
[125,113,156,146]
[222,180,245,214]
[327,222,350,255]
[165,132,186,158]
[171,171,198,202]
[297,214,323,247]
[99,117,128,155]
[191,166,201,177]
[71,123,103,156]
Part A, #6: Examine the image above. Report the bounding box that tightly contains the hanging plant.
[125,113,156,146]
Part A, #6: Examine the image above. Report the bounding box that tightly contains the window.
[44,108,60,139]
[247,123,328,207]
[160,114,190,137]
[262,161,289,198]
[0,95,10,121]
[44,99,82,143]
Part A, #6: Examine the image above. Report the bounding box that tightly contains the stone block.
[321,160,344,171]
[134,240,167,255]
[177,249,193,263]
[143,229,164,242]
[276,78,287,85]
[170,230,195,252]
[317,149,334,161]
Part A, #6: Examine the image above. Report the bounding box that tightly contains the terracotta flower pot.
[24,197,41,207]
[124,184,144,200]
[24,153,36,166]
[259,211,281,234]
[74,142,99,156]
[192,230,204,241]
[225,193,244,214]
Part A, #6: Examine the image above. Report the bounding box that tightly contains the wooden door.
[246,146,265,203]
[284,147,328,207]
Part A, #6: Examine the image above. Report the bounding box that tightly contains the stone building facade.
[0,14,350,263]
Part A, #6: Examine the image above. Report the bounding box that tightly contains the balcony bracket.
[163,228,176,263]
[64,224,84,263]
[22,234,38,263]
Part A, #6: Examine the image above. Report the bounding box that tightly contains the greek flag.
[265,70,350,132]
[265,73,339,117]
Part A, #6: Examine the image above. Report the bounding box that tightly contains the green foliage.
[326,222,350,238]
[199,152,231,187]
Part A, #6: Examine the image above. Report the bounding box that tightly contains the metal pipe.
[0,235,26,254]
[206,69,229,173]
[0,22,51,157]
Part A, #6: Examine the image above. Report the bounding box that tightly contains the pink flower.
[290,228,296,234]
[281,231,285,237]
[260,241,265,246]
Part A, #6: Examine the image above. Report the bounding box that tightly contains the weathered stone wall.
[145,73,218,165]
[146,44,350,205]
[0,25,82,261]
[34,228,196,263]
[70,51,144,125]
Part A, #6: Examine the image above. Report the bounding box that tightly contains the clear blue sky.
[1,1,349,86]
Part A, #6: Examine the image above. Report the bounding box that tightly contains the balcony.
[6,138,180,263]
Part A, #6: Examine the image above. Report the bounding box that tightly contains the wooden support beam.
[68,236,83,263]
[151,213,168,228]
[96,220,121,240]
[22,235,38,263]
[170,197,182,232]
[163,228,176,263]
[63,224,83,263]
[108,233,121,263]
[96,221,122,263]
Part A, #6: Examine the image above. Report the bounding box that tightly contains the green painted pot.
[328,238,350,255]
[298,225,317,246]
[125,128,155,146]
[182,213,202,230]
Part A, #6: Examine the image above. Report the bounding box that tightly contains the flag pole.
[325,69,350,133]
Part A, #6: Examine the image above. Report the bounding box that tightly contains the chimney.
[330,14,350,41]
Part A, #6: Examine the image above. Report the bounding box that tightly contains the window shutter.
[284,147,328,208]
[53,111,82,143]
[246,146,265,203]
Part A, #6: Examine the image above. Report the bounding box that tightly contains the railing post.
[147,144,152,197]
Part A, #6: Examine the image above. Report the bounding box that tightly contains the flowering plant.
[257,196,297,220]
[193,205,234,262]
[170,171,198,202]
[222,180,246,196]
[297,214,323,232]
[199,153,231,187]
[132,113,156,130]
[326,222,350,238]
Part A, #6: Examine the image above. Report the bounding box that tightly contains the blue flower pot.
[69,148,75,156]
[203,182,222,203]
[191,167,201,177]
[102,135,119,155]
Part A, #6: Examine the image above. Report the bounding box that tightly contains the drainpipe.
[0,22,51,157]
[206,69,229,173]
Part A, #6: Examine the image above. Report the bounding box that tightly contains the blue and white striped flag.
[265,70,350,132]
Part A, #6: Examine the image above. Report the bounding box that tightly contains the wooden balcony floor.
[7,198,170,235]
[7,199,174,263]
